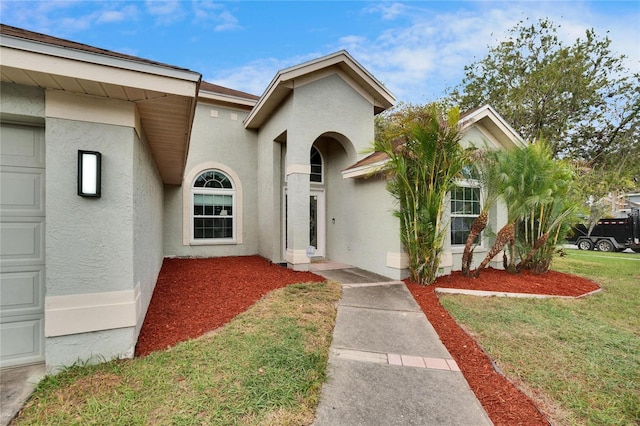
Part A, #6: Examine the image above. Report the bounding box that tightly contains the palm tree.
[375,105,470,285]
[460,149,503,276]
[473,140,576,276]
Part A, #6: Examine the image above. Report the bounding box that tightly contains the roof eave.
[198,90,258,109]
[341,159,388,179]
[244,50,395,129]
[460,104,526,148]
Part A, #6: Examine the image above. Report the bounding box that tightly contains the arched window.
[192,170,235,241]
[310,146,323,183]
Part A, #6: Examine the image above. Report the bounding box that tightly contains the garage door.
[0,122,46,368]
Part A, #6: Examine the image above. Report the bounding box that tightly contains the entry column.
[285,161,311,271]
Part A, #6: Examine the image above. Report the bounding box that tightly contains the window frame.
[182,163,243,246]
[450,178,483,247]
[310,146,324,184]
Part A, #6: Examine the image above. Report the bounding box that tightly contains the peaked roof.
[459,104,525,150]
[342,104,526,179]
[244,50,395,129]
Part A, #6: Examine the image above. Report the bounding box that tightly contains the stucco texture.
[163,103,259,258]
[45,117,134,296]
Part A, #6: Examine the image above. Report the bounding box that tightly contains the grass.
[440,249,640,425]
[15,281,341,426]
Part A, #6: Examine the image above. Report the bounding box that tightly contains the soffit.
[1,28,201,185]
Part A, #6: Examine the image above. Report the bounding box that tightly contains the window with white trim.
[450,166,482,246]
[192,170,235,242]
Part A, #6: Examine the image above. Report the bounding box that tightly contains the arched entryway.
[282,132,355,264]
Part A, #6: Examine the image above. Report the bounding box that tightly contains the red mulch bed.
[136,256,600,425]
[406,267,600,426]
[135,256,322,357]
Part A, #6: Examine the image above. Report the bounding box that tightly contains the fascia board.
[341,159,388,179]
[245,50,395,129]
[1,37,200,96]
[198,91,257,108]
[461,105,526,148]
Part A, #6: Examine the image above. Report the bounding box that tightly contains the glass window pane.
[193,171,233,189]
[450,186,481,245]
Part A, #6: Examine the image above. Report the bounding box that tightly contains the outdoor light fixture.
[77,150,102,198]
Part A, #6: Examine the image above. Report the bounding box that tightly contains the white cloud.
[214,11,241,32]
[192,1,241,32]
[97,5,138,24]
[144,0,185,25]
[366,2,408,20]
[204,53,323,97]
[333,1,640,103]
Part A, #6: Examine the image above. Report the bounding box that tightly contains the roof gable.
[459,105,525,150]
[244,50,395,129]
[342,104,526,179]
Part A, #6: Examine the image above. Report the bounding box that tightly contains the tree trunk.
[461,210,488,277]
[473,222,515,278]
[517,232,549,272]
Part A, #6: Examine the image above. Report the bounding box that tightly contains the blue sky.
[1,1,638,104]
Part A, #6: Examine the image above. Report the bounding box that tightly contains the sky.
[1,1,639,104]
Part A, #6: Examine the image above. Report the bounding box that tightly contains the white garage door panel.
[1,267,44,317]
[1,122,45,368]
[0,219,45,266]
[0,124,45,168]
[0,167,45,216]
[0,317,45,366]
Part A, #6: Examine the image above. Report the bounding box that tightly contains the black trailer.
[569,208,640,252]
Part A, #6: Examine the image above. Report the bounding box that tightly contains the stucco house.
[0,24,524,371]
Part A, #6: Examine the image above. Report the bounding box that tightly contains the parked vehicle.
[568,208,640,253]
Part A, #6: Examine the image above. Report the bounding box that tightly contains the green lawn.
[440,250,640,425]
[14,281,340,426]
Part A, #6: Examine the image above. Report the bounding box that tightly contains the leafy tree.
[374,105,470,285]
[450,18,640,190]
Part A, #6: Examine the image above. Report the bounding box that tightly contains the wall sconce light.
[77,150,102,198]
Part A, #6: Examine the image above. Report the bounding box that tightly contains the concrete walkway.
[311,261,492,426]
[1,363,45,426]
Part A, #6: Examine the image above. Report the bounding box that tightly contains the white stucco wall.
[45,118,134,295]
[132,128,164,337]
[288,73,370,161]
[0,82,45,122]
[43,90,143,371]
[336,176,407,280]
[254,72,406,277]
[255,97,291,263]
[163,102,259,258]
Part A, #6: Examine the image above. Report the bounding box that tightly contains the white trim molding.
[46,89,136,128]
[440,251,453,268]
[342,160,387,179]
[386,251,409,270]
[182,162,244,246]
[286,248,311,266]
[286,164,311,176]
[45,286,140,337]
